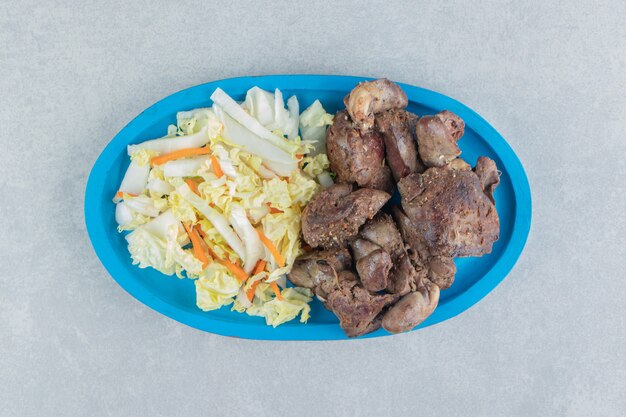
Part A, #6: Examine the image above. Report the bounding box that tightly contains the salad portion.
[114,86,334,326]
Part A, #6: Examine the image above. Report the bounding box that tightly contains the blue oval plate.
[85,75,531,340]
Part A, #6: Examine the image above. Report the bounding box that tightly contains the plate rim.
[85,74,532,340]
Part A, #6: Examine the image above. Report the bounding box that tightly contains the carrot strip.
[218,259,248,282]
[196,225,208,239]
[269,206,283,214]
[115,191,137,199]
[246,280,260,302]
[256,229,285,267]
[211,155,224,178]
[269,282,283,301]
[253,260,267,275]
[184,178,200,196]
[182,223,209,269]
[193,225,247,281]
[150,147,211,166]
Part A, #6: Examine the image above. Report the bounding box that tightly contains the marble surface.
[1,1,624,416]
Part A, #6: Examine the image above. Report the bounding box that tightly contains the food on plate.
[326,110,393,192]
[288,78,501,336]
[375,109,423,180]
[414,110,464,167]
[397,163,500,258]
[301,184,390,249]
[114,86,335,327]
[344,78,408,131]
[113,77,501,337]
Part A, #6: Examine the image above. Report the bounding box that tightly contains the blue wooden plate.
[85,75,532,340]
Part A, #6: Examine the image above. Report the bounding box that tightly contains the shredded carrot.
[218,259,248,282]
[256,229,285,267]
[253,260,267,275]
[269,206,283,214]
[115,191,137,199]
[211,155,224,178]
[150,147,211,166]
[296,154,304,159]
[182,223,209,269]
[196,225,208,239]
[269,282,283,301]
[184,179,200,196]
[246,280,260,302]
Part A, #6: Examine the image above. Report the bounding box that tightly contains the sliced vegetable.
[184,179,200,196]
[174,179,246,261]
[269,281,283,301]
[317,172,334,189]
[211,155,224,178]
[115,160,150,200]
[246,280,261,302]
[127,127,209,155]
[146,178,174,195]
[151,147,212,166]
[253,260,267,275]
[182,223,210,269]
[229,205,264,274]
[257,228,285,267]
[299,100,334,154]
[286,95,299,140]
[210,88,301,155]
[246,287,313,327]
[212,104,297,174]
[195,263,241,311]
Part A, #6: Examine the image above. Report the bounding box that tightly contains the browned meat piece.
[326,110,393,192]
[382,279,440,334]
[427,256,456,290]
[392,206,456,290]
[288,248,352,289]
[301,184,391,249]
[375,109,420,181]
[392,206,430,263]
[387,254,420,295]
[397,166,500,258]
[358,213,404,258]
[344,78,408,130]
[326,271,398,337]
[474,156,500,203]
[359,214,419,295]
[351,238,381,259]
[355,249,392,292]
[415,111,464,167]
[437,110,465,140]
[366,165,394,192]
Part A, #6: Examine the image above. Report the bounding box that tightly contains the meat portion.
[427,256,456,290]
[355,248,392,292]
[415,110,464,167]
[344,79,408,131]
[359,214,420,295]
[392,207,456,290]
[437,110,465,141]
[474,156,500,203]
[326,110,393,192]
[326,271,399,337]
[302,184,391,249]
[382,278,440,334]
[375,109,421,181]
[288,248,352,290]
[397,166,500,258]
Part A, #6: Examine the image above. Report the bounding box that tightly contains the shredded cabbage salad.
[114,87,334,327]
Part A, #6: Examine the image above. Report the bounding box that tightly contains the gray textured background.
[1,1,624,416]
